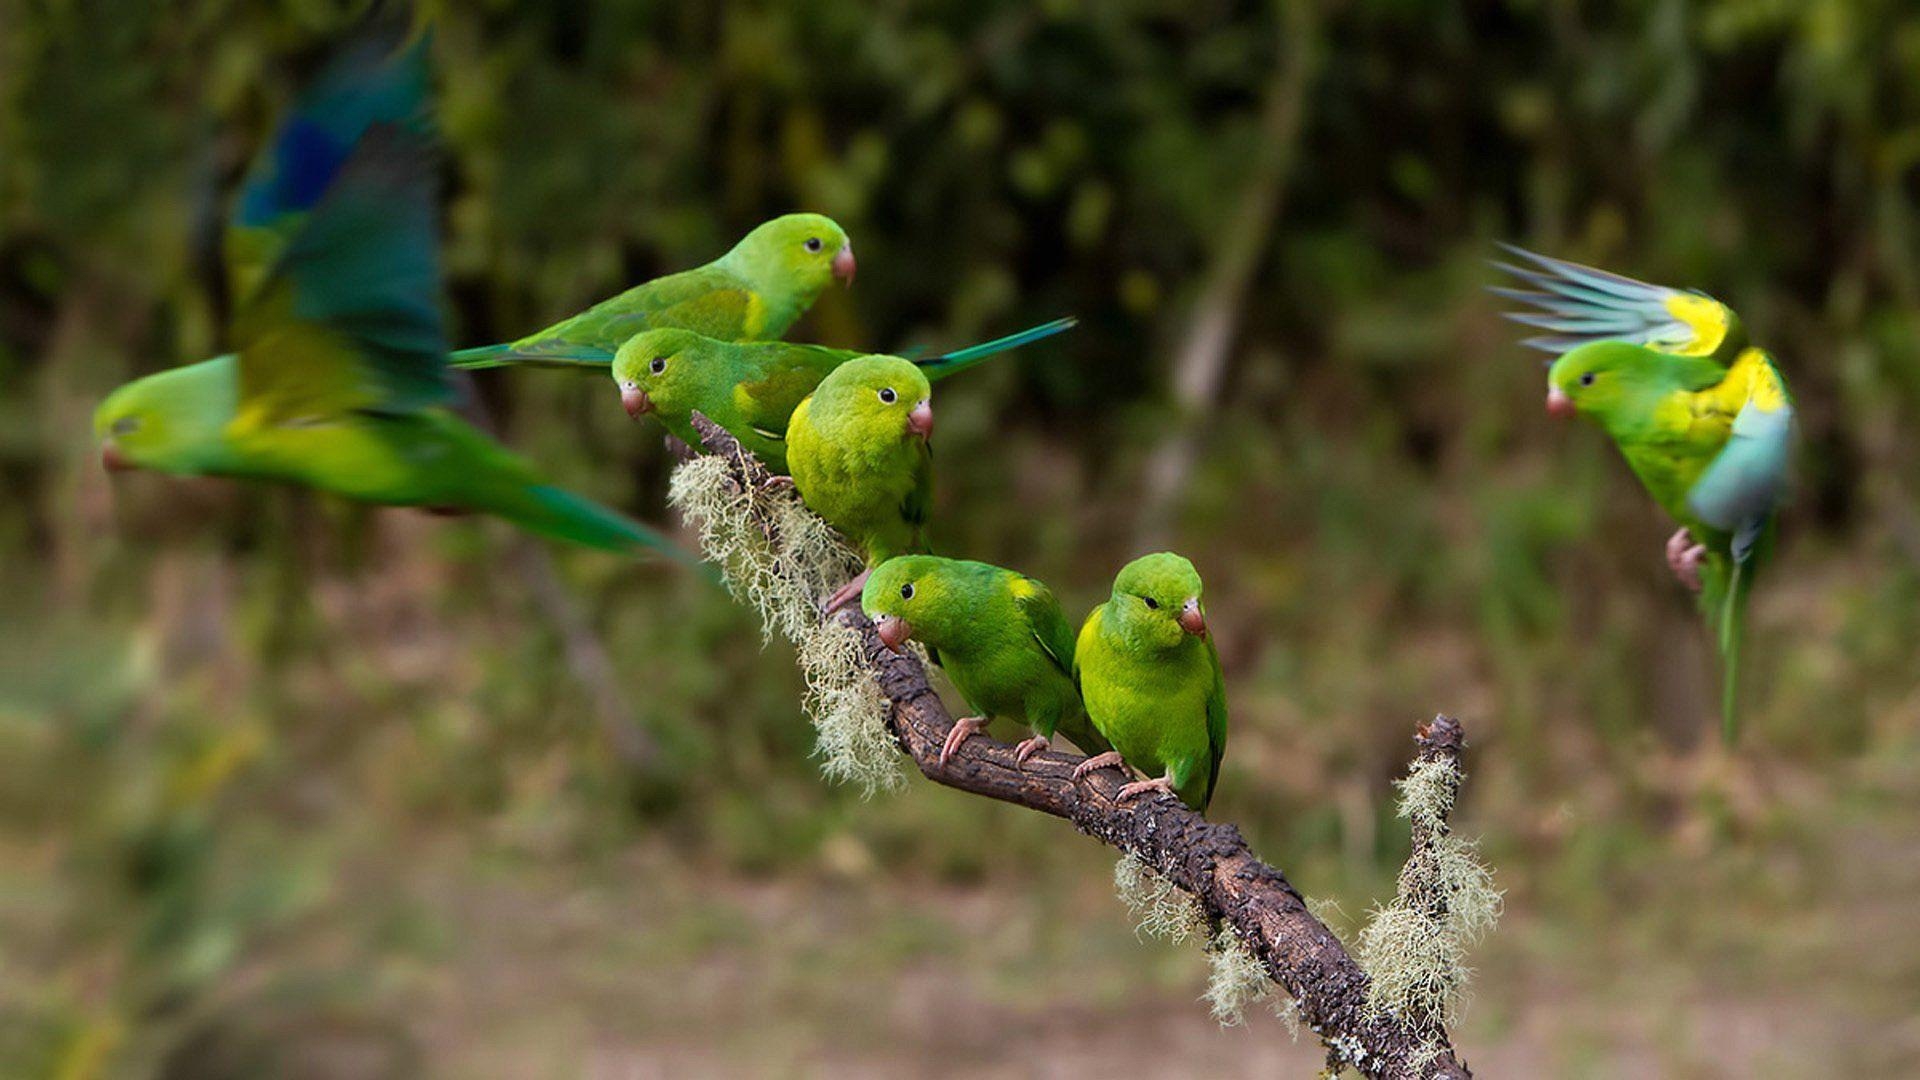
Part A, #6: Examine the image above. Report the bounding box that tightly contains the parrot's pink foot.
[1116,776,1177,803]
[939,715,990,767]
[822,569,872,614]
[1665,528,1708,593]
[1013,734,1050,766]
[1071,751,1126,782]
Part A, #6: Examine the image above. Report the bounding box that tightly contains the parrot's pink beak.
[875,614,913,653]
[832,245,856,287]
[1545,385,1575,419]
[622,387,654,419]
[907,400,933,440]
[101,443,134,473]
[1178,598,1207,638]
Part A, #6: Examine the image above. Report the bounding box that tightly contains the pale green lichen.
[1356,755,1502,1026]
[668,458,902,793]
[1114,856,1303,1033]
[1112,854,1207,946]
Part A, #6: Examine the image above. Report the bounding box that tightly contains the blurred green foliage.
[2,0,1917,1075]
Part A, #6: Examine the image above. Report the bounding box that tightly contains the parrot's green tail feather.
[1698,551,1753,744]
[915,316,1077,381]
[450,343,616,371]
[503,484,699,567]
[449,343,516,370]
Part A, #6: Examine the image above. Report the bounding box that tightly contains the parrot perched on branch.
[610,317,1076,473]
[1492,244,1794,741]
[862,555,1108,767]
[1071,552,1227,813]
[450,214,855,370]
[93,32,687,560]
[784,356,934,612]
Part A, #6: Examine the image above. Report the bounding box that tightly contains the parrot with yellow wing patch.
[93,32,686,560]
[450,214,855,370]
[1493,245,1794,740]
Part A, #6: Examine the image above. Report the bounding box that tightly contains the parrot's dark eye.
[804,237,823,253]
[1579,372,1595,387]
[878,387,897,404]
[900,583,915,600]
[111,417,140,436]
[1142,597,1159,610]
[649,356,667,375]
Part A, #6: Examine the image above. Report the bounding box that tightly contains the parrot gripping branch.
[676,413,1476,1080]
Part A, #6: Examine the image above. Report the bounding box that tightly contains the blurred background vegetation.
[3,0,1918,1075]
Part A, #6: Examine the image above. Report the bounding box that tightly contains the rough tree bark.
[684,414,1475,1079]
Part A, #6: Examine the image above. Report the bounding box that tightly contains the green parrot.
[784,355,933,611]
[94,35,684,559]
[1071,552,1227,813]
[1493,245,1794,741]
[450,213,855,369]
[610,317,1076,472]
[861,555,1110,767]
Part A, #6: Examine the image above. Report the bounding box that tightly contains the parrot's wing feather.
[1491,244,1736,359]
[733,346,846,433]
[226,31,429,306]
[1202,641,1228,812]
[232,120,451,424]
[1011,577,1077,680]
[526,268,757,355]
[903,442,933,542]
[1688,358,1793,564]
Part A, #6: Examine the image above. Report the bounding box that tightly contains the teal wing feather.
[1200,641,1228,812]
[227,32,429,305]
[231,119,450,422]
[913,317,1078,381]
[1688,364,1793,564]
[1490,244,1730,358]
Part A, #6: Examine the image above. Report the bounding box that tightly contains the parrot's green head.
[1546,340,1722,432]
[613,328,725,421]
[862,554,970,652]
[726,213,855,297]
[1106,552,1208,650]
[807,355,933,446]
[94,356,241,476]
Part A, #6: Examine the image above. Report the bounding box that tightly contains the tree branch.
[683,413,1474,1079]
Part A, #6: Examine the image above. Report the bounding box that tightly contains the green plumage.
[1497,247,1794,740]
[450,214,853,369]
[1075,553,1227,813]
[785,356,933,566]
[611,317,1075,473]
[93,34,685,560]
[862,556,1107,757]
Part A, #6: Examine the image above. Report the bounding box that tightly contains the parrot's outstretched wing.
[1491,244,1738,360]
[226,31,430,305]
[231,118,451,426]
[1689,356,1793,564]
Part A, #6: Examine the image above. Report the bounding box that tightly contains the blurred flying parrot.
[610,317,1076,472]
[1071,552,1227,813]
[1493,244,1794,741]
[784,355,933,611]
[449,213,856,369]
[861,555,1109,767]
[94,32,687,559]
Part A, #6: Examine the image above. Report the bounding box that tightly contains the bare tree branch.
[680,413,1476,1079]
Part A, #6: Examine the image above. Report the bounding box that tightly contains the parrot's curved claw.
[1071,750,1126,782]
[939,715,990,767]
[1012,734,1050,767]
[758,475,797,496]
[822,569,872,615]
[1116,776,1177,803]
[1665,528,1708,593]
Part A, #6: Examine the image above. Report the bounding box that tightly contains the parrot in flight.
[862,555,1109,767]
[1071,553,1227,813]
[1492,244,1794,741]
[610,317,1076,472]
[449,213,856,370]
[93,32,686,559]
[784,355,934,612]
